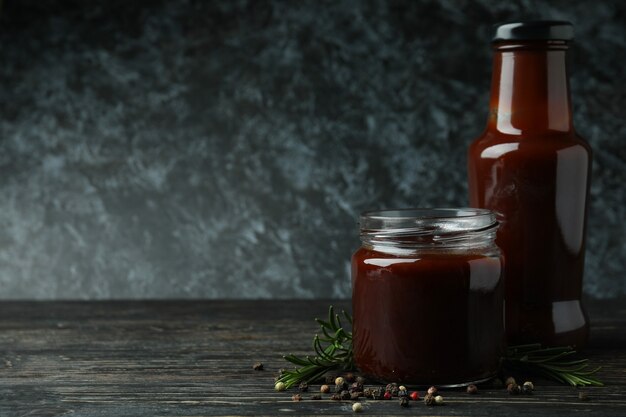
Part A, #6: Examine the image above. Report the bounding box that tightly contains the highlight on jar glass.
[351,208,504,386]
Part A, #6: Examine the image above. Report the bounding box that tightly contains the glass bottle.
[468,21,592,348]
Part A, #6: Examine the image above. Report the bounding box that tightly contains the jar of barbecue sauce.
[468,22,591,348]
[352,209,504,386]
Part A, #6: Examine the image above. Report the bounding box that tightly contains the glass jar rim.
[360,208,497,237]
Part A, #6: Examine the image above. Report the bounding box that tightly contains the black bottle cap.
[492,21,574,42]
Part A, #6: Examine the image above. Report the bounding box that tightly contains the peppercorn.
[410,391,420,401]
[423,393,435,406]
[362,388,373,398]
[341,390,351,400]
[274,382,286,392]
[320,384,330,393]
[292,394,302,402]
[311,394,322,400]
[371,388,384,399]
[578,391,589,401]
[352,402,363,413]
[522,381,534,394]
[350,382,364,393]
[467,384,478,395]
[434,395,444,405]
[507,383,521,395]
[252,362,264,371]
[345,372,356,383]
[356,376,366,385]
[505,376,516,386]
[427,386,437,395]
[399,396,410,407]
[298,382,308,392]
[335,379,348,392]
[385,382,399,395]
[330,393,341,401]
[383,391,392,400]
[350,392,361,400]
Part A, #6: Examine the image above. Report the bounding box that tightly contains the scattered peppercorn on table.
[0,300,625,416]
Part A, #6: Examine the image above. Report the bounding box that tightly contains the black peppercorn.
[399,397,410,407]
[298,382,308,392]
[356,376,366,385]
[252,362,264,371]
[423,393,435,406]
[311,394,322,400]
[350,392,361,400]
[350,382,364,393]
[362,388,373,398]
[371,388,384,400]
[385,383,399,396]
[345,372,356,383]
[467,384,478,395]
[341,390,351,400]
[330,393,341,401]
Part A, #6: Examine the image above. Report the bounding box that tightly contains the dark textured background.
[0,0,624,299]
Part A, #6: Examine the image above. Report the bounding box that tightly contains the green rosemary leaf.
[283,354,310,367]
[328,306,338,331]
[334,315,343,332]
[529,351,577,363]
[313,336,335,361]
[315,318,331,329]
[342,310,352,325]
[503,343,603,387]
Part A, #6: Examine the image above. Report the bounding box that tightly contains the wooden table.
[1,300,625,416]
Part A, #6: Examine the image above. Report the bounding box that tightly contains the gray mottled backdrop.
[0,0,624,299]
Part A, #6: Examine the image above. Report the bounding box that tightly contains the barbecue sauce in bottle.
[468,21,592,348]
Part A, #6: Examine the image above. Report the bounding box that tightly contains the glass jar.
[351,208,504,386]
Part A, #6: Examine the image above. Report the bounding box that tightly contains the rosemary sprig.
[503,343,604,386]
[278,306,603,388]
[276,306,354,388]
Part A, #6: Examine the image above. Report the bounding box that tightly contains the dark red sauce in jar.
[351,209,504,386]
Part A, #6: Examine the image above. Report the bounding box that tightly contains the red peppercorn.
[410,391,420,401]
[383,391,392,400]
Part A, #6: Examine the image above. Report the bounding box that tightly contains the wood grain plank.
[0,299,624,416]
